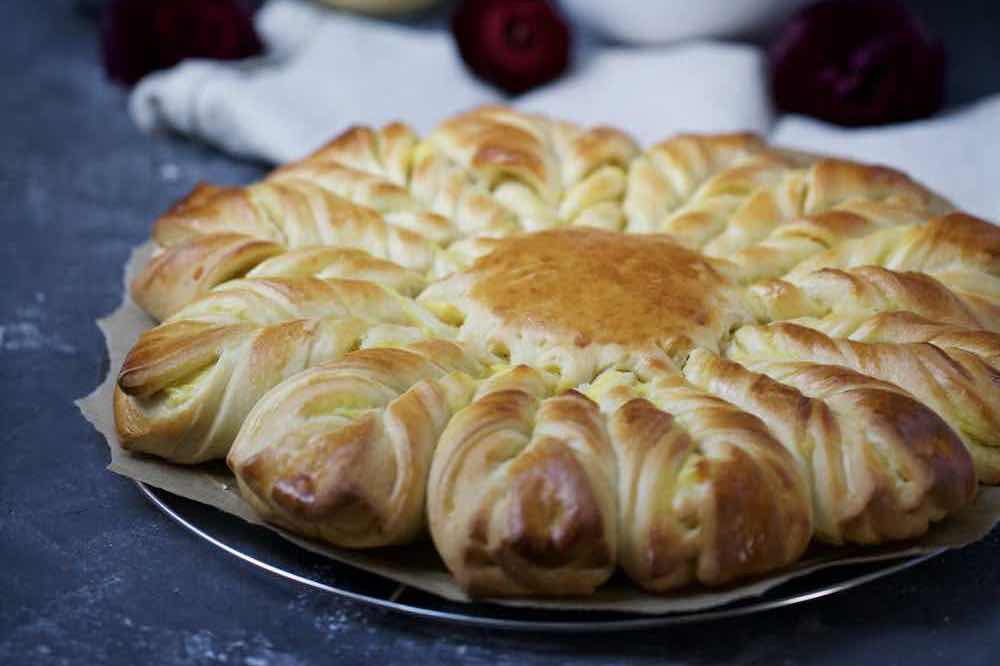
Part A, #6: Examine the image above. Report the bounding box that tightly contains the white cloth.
[131,0,999,220]
[130,0,771,161]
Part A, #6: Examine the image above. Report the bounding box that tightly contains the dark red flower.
[770,0,945,126]
[101,0,263,87]
[452,0,571,95]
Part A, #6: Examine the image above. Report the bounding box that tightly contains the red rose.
[452,0,571,95]
[770,0,945,126]
[101,0,263,87]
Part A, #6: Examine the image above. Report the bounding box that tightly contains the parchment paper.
[77,242,1000,614]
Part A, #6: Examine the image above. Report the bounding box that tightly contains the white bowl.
[317,0,441,16]
[559,0,810,45]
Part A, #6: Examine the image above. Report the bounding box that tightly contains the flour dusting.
[1,291,76,353]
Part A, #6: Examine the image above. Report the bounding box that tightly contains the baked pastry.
[116,106,998,597]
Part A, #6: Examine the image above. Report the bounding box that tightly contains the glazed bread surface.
[115,106,998,597]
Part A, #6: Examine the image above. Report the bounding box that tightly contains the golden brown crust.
[750,266,996,330]
[730,322,1000,483]
[427,368,617,596]
[245,246,425,297]
[295,121,417,186]
[624,133,781,235]
[714,169,950,283]
[468,228,735,347]
[136,120,449,320]
[152,183,267,247]
[229,343,484,547]
[589,368,811,591]
[803,159,949,214]
[116,106,996,598]
[684,349,975,543]
[133,186,440,321]
[788,213,999,280]
[118,320,253,398]
[115,317,372,463]
[844,311,1000,367]
[115,274,453,463]
[419,227,750,389]
[131,234,283,322]
[408,107,641,235]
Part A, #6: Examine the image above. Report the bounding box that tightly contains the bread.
[428,367,619,595]
[683,350,974,544]
[418,228,750,389]
[588,363,811,592]
[729,322,1000,483]
[117,106,998,597]
[116,266,451,463]
[229,341,483,547]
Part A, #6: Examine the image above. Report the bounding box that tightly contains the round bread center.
[469,228,736,349]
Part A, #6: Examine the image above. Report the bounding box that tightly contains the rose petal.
[101,0,262,87]
[452,0,571,95]
[770,0,945,126]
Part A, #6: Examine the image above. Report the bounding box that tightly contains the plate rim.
[135,480,944,632]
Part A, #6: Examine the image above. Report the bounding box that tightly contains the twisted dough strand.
[134,187,441,321]
[583,364,811,591]
[729,322,1000,482]
[749,265,998,330]
[229,342,484,547]
[427,366,619,596]
[116,269,452,463]
[116,106,999,598]
[684,349,975,544]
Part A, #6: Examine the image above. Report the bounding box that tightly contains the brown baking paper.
[77,242,1000,614]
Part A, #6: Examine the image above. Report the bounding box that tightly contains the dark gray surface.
[2,2,999,664]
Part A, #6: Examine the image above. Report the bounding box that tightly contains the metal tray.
[136,481,943,632]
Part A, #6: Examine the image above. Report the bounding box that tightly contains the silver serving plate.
[136,481,943,632]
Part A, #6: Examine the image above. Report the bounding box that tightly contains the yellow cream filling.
[163,365,214,407]
[300,394,376,419]
[422,300,466,326]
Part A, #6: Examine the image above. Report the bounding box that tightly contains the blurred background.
[81,0,1000,110]
[63,0,1000,216]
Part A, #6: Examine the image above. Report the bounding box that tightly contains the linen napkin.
[131,0,999,220]
[130,0,772,162]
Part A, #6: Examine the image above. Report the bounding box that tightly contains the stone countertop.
[2,2,999,664]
